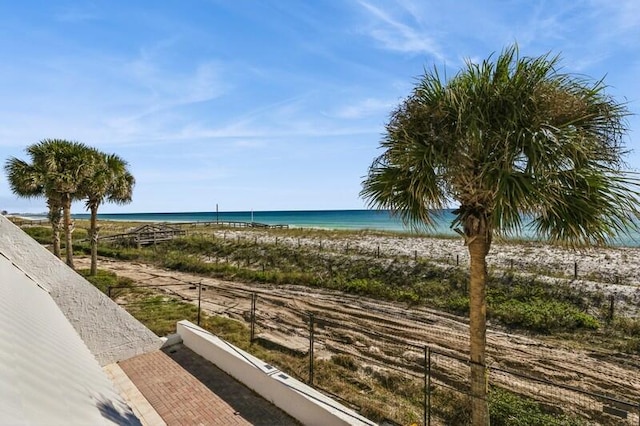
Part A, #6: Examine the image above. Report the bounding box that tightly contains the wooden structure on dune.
[100,223,186,247]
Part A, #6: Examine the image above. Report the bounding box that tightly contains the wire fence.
[107,280,640,426]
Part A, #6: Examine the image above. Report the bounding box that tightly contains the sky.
[1,0,639,214]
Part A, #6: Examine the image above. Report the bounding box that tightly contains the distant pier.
[183,220,288,229]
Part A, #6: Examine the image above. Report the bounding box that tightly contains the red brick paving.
[119,344,299,426]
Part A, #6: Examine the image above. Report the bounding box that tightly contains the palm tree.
[82,149,134,275]
[361,45,639,425]
[44,140,96,269]
[5,142,66,258]
[5,139,95,267]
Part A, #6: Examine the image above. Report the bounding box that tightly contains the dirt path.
[79,256,640,422]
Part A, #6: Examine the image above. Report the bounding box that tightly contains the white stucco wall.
[0,215,161,365]
[0,254,140,425]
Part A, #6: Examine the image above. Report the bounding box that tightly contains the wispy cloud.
[356,0,444,59]
[54,6,99,23]
[331,97,395,119]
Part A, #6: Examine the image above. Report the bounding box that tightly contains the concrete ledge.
[176,320,376,426]
[160,333,183,348]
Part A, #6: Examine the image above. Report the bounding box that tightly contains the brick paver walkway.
[119,344,299,426]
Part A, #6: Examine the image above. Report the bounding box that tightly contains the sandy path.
[78,255,640,423]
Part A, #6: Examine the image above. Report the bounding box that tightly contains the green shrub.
[73,227,88,240]
[343,278,386,296]
[489,388,584,426]
[443,295,470,314]
[492,299,599,333]
[23,226,52,243]
[78,269,133,294]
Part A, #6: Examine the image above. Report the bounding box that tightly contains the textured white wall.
[0,215,161,365]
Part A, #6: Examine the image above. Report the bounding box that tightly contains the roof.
[0,253,139,425]
[0,215,162,365]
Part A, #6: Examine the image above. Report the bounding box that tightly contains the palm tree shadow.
[95,395,142,426]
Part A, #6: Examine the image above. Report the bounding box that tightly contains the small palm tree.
[82,150,134,275]
[361,45,640,425]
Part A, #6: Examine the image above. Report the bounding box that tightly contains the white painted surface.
[0,254,140,425]
[177,320,376,426]
[0,215,162,365]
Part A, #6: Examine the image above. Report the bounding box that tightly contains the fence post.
[424,346,431,426]
[574,261,578,279]
[308,313,315,385]
[197,282,202,326]
[414,250,417,262]
[377,245,380,258]
[107,286,112,298]
[609,294,615,321]
[456,254,459,266]
[250,293,257,343]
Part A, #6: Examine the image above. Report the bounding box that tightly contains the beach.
[201,228,640,317]
[61,218,640,423]
[73,229,640,421]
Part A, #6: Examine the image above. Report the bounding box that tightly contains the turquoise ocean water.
[70,209,640,247]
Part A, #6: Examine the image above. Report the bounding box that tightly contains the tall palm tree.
[5,139,95,267]
[5,141,68,258]
[361,45,639,425]
[82,149,134,275]
[43,140,96,269]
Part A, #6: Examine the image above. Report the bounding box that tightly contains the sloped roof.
[0,253,140,425]
[0,215,161,365]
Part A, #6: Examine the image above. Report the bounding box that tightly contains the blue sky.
[1,0,639,214]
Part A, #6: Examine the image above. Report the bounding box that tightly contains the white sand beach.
[206,229,640,317]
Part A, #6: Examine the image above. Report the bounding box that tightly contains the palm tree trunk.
[89,203,99,276]
[63,194,74,268]
[47,202,62,258]
[468,231,490,426]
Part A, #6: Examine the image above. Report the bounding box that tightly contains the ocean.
[72,209,417,232]
[69,209,640,247]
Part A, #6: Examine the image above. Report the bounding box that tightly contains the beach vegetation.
[360,44,639,425]
[488,388,584,426]
[89,234,618,338]
[22,226,53,244]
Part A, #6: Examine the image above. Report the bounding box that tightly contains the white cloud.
[331,97,395,119]
[356,0,444,59]
[54,6,99,23]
